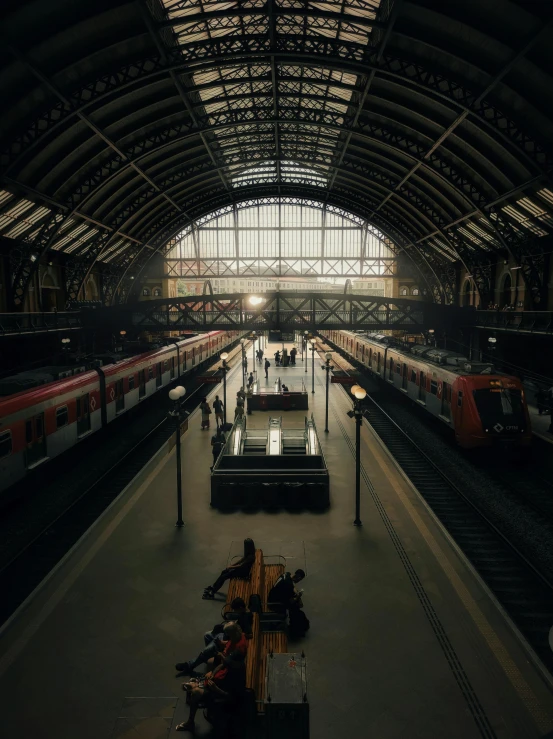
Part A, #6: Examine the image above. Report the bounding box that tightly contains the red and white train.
[323,330,532,449]
[0,331,241,493]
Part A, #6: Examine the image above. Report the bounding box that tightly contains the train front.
[458,375,532,448]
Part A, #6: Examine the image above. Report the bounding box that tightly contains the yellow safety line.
[362,420,553,732]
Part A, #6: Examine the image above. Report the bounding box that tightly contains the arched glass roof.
[1,0,553,306]
[165,197,396,278]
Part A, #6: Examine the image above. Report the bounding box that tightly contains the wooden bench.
[257,562,288,711]
[215,551,289,716]
[224,549,263,616]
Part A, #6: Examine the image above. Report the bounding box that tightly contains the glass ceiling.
[161,0,379,188]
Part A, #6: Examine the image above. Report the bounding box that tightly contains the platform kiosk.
[210,415,329,509]
[247,377,309,411]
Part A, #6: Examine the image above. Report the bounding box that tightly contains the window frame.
[56,406,69,428]
[0,430,12,458]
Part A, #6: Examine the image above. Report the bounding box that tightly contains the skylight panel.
[503,205,547,236]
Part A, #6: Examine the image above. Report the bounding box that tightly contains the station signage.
[197,376,221,383]
[331,376,357,384]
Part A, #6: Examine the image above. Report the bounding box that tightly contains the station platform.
[528,403,553,444]
[1,343,552,739]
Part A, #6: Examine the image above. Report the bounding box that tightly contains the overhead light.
[249,296,262,305]
[220,352,229,361]
[354,388,367,400]
[510,266,522,270]
[351,384,361,396]
[488,337,497,344]
[30,253,37,262]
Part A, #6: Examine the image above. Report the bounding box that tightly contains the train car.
[322,329,531,450]
[0,331,241,493]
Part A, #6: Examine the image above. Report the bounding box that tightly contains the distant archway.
[462,279,472,307]
[501,273,512,307]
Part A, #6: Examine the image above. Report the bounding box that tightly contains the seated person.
[175,619,248,675]
[177,651,246,733]
[267,569,305,613]
[268,569,310,637]
[203,538,255,599]
[281,384,289,392]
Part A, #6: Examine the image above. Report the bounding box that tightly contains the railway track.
[321,340,553,674]
[0,349,246,628]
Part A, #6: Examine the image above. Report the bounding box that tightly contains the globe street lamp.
[168,385,186,527]
[220,352,229,425]
[240,338,247,386]
[348,384,367,526]
[310,338,317,394]
[321,351,334,432]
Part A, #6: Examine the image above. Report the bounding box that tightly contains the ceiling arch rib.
[1,0,553,307]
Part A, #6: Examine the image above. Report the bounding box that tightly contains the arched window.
[462,280,472,307]
[399,286,408,296]
[153,288,162,297]
[501,273,512,307]
[142,287,150,296]
[411,287,419,296]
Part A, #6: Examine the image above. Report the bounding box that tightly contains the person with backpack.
[213,395,224,428]
[264,357,270,379]
[247,372,254,389]
[210,428,225,470]
[274,350,281,366]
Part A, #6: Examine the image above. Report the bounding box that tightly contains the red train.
[323,330,532,449]
[0,331,241,494]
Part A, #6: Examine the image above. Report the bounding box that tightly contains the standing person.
[210,428,225,470]
[234,403,245,422]
[200,397,211,430]
[274,350,281,366]
[242,355,248,373]
[290,346,297,366]
[247,372,254,388]
[264,357,270,379]
[213,395,224,428]
[203,538,256,599]
[259,348,264,363]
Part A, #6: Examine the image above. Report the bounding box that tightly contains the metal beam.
[368,17,553,219]
[155,8,387,31]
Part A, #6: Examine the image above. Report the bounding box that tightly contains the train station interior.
[1,2,553,738]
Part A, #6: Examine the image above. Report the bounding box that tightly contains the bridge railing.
[0,311,82,336]
[131,308,425,328]
[472,310,553,333]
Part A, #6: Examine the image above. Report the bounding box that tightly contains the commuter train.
[323,330,532,449]
[0,331,241,494]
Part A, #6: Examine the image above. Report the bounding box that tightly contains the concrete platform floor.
[1,341,553,739]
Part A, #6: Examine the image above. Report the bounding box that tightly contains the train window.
[0,430,12,458]
[410,369,417,383]
[26,420,33,443]
[430,380,438,395]
[56,406,69,428]
[395,363,401,374]
[128,374,135,390]
[148,366,154,380]
[457,391,463,407]
[76,398,81,417]
[164,360,169,371]
[36,416,43,437]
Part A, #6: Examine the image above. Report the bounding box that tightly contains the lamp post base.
[353,519,362,527]
[324,428,329,433]
[175,519,184,528]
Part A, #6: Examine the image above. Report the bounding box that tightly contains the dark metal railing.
[0,312,82,336]
[472,310,553,333]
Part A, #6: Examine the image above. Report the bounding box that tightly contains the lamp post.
[240,338,247,387]
[168,385,186,527]
[310,338,316,394]
[304,330,310,373]
[251,331,257,367]
[349,384,367,527]
[321,352,333,432]
[220,352,229,426]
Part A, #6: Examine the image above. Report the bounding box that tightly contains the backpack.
[267,361,271,367]
[289,608,310,637]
